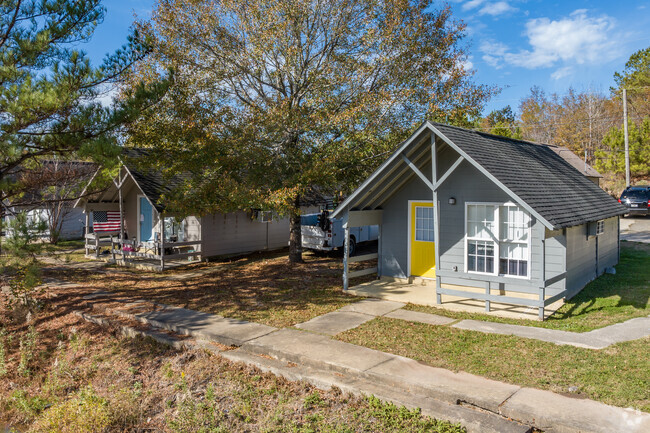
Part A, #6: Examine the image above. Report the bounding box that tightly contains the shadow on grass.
[43,249,365,327]
[546,243,649,323]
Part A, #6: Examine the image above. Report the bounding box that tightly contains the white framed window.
[596,220,605,235]
[499,204,530,277]
[465,203,531,278]
[415,206,434,242]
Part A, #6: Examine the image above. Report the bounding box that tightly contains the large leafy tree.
[129,0,494,263]
[0,0,169,205]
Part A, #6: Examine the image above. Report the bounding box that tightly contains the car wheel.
[348,237,357,257]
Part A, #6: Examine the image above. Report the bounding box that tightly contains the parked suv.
[619,186,650,216]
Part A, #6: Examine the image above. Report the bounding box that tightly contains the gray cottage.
[331,121,626,319]
[75,149,307,270]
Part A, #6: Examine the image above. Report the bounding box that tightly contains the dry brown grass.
[42,249,375,328]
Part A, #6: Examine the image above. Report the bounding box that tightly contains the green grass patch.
[405,243,650,332]
[338,317,650,412]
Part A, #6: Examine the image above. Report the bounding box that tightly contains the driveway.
[621,216,650,243]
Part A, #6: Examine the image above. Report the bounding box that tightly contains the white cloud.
[478,2,516,16]
[551,66,573,80]
[480,9,619,72]
[460,57,474,71]
[463,0,486,11]
[480,41,509,68]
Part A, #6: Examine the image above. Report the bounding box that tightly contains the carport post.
[343,224,350,291]
[84,209,89,256]
[431,133,442,304]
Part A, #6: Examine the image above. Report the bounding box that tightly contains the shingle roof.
[429,122,625,228]
[122,148,190,212]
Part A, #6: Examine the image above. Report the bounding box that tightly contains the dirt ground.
[42,248,376,328]
[0,248,461,433]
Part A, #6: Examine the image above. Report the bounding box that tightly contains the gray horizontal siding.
[565,216,618,299]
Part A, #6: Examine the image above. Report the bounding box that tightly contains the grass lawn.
[404,242,650,332]
[0,303,464,432]
[44,249,371,328]
[337,318,650,412]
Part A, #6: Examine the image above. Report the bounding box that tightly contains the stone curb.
[79,298,650,433]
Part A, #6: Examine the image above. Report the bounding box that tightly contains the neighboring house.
[545,144,602,185]
[74,149,317,270]
[2,206,86,240]
[3,160,96,241]
[331,121,626,319]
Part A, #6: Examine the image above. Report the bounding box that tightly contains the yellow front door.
[410,201,436,278]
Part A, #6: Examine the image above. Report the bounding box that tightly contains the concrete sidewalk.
[90,296,649,433]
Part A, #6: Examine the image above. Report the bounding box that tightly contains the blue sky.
[86,0,650,115]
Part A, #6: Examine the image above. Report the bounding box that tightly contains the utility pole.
[623,89,630,187]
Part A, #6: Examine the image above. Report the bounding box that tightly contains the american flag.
[93,211,121,232]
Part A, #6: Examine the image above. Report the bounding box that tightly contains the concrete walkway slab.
[347,278,563,321]
[384,309,456,326]
[338,299,405,316]
[452,317,650,349]
[500,387,650,433]
[135,306,276,346]
[295,311,375,335]
[366,356,520,413]
[452,319,609,349]
[241,328,395,374]
[588,316,650,345]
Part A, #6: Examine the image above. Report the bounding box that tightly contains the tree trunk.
[288,197,303,264]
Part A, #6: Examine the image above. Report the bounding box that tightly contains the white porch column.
[84,208,89,256]
[432,134,442,304]
[159,214,165,271]
[118,171,125,258]
[343,225,350,291]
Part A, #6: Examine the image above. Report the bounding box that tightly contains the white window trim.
[464,201,532,280]
[414,205,435,242]
[596,220,605,236]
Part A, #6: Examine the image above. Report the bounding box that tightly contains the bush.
[33,387,111,433]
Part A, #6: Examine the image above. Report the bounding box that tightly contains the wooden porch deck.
[347,277,565,321]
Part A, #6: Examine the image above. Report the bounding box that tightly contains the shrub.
[0,328,7,377]
[17,325,38,377]
[33,386,111,433]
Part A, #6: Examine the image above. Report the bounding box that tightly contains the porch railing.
[85,233,202,270]
[343,252,378,290]
[435,270,568,320]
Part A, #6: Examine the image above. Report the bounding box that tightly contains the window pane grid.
[415,206,434,242]
[467,240,494,273]
[466,204,530,277]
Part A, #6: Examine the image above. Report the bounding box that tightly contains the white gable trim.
[331,121,431,218]
[425,121,554,230]
[332,121,555,230]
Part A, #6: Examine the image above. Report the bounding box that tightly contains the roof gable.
[333,121,625,229]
